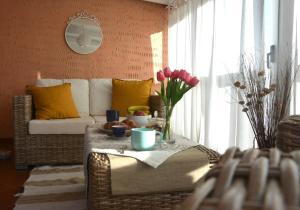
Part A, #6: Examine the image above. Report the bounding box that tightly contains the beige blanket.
[109,147,210,195]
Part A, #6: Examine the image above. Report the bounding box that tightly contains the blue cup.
[106,110,119,122]
[131,128,158,150]
[112,125,126,137]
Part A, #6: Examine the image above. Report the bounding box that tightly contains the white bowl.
[127,115,152,127]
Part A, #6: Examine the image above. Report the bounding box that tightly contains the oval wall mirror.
[65,12,103,54]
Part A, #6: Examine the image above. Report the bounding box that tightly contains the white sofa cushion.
[63,79,89,117]
[29,116,95,134]
[93,116,127,125]
[89,79,112,116]
[36,79,89,117]
[36,79,63,87]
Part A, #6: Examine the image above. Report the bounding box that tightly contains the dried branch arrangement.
[233,55,298,148]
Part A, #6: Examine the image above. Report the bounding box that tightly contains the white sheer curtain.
[169,0,268,153]
[290,0,300,114]
[276,0,300,114]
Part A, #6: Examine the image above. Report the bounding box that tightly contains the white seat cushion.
[63,79,89,117]
[36,79,90,117]
[29,116,95,134]
[89,79,112,116]
[92,116,127,125]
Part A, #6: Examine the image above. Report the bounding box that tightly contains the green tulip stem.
[163,105,174,141]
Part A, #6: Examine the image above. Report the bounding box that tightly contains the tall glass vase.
[162,105,175,144]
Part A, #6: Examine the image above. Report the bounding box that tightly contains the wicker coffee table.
[85,126,219,210]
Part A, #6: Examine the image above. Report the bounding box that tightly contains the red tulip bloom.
[163,67,172,78]
[157,70,165,81]
[171,70,180,79]
[184,74,192,84]
[188,77,200,87]
[179,69,187,81]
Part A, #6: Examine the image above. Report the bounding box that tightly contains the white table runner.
[84,125,199,168]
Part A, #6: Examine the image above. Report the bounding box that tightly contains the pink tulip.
[157,70,165,82]
[188,76,200,87]
[179,70,192,83]
[184,74,192,84]
[171,70,180,79]
[179,69,187,81]
[163,67,172,78]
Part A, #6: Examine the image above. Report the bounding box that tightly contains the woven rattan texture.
[179,147,300,210]
[149,95,164,117]
[13,95,163,169]
[13,95,84,169]
[276,115,300,152]
[0,0,168,139]
[87,146,220,210]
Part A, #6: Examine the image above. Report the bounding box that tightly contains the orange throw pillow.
[112,79,153,116]
[29,83,79,120]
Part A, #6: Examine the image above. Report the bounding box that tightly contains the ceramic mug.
[112,125,126,137]
[106,110,119,122]
[131,128,159,150]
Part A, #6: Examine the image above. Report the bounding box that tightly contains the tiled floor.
[0,139,29,210]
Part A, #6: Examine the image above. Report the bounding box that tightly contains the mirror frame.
[65,11,103,55]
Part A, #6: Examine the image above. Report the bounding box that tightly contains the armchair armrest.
[13,95,32,169]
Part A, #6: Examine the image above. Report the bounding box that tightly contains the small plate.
[99,128,131,137]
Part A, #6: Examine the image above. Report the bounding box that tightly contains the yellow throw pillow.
[29,83,79,120]
[112,78,153,116]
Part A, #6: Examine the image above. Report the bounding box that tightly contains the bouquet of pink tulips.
[156,67,199,142]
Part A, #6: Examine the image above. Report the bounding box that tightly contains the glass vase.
[162,105,175,144]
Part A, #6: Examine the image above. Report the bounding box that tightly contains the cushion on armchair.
[29,83,79,120]
[29,116,95,134]
[63,79,89,117]
[36,79,89,117]
[89,79,112,116]
[36,79,63,87]
[111,78,153,116]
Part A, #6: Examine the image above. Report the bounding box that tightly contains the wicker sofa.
[13,79,162,169]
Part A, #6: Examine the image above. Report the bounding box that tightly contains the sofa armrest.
[13,95,32,169]
[149,95,164,117]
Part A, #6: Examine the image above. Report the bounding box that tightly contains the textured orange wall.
[0,0,168,139]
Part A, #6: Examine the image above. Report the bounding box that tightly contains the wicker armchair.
[13,95,163,169]
[179,147,300,210]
